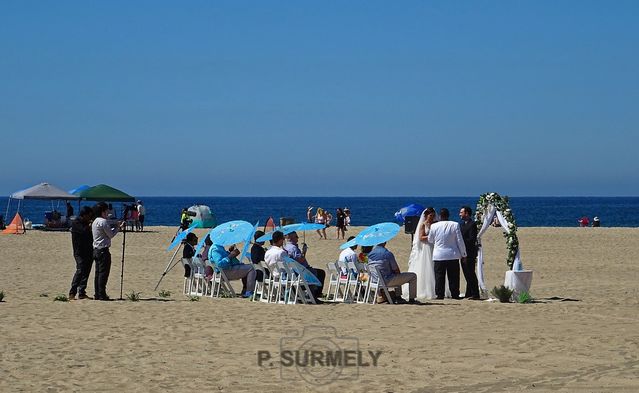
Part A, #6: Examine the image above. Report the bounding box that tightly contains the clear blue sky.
[1,1,638,196]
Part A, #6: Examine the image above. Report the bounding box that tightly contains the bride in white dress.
[403,207,448,299]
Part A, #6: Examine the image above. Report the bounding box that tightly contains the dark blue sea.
[2,197,638,228]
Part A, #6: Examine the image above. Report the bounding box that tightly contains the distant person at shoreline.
[313,207,328,239]
[592,217,601,227]
[578,216,590,227]
[344,208,351,227]
[335,208,347,240]
[136,200,145,231]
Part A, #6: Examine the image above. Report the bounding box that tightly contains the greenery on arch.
[475,192,519,269]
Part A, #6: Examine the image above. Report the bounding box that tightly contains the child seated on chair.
[182,232,198,278]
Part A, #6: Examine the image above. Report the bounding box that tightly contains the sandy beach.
[1,226,638,392]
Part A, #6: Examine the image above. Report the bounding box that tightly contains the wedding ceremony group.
[164,192,529,306]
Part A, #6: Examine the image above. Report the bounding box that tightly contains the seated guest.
[182,232,198,278]
[338,236,358,274]
[367,242,418,304]
[264,231,287,276]
[284,231,326,298]
[198,235,213,262]
[251,230,266,283]
[208,242,256,298]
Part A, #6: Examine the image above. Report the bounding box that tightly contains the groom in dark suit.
[459,206,480,299]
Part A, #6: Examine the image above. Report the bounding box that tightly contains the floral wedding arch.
[474,192,524,294]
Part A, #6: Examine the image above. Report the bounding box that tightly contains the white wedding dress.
[403,213,449,299]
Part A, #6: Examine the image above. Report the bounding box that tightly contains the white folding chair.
[344,261,363,303]
[181,258,192,295]
[286,261,317,305]
[365,265,394,304]
[334,261,350,302]
[276,261,295,304]
[325,262,340,302]
[258,261,277,303]
[189,257,207,296]
[252,262,266,302]
[209,261,236,298]
[353,262,370,304]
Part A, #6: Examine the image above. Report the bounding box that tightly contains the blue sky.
[1,1,638,196]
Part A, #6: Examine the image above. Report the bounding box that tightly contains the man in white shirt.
[338,236,358,275]
[264,231,287,277]
[92,202,125,301]
[136,200,146,231]
[428,208,467,300]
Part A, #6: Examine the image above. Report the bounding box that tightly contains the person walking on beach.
[335,208,347,240]
[459,206,480,299]
[136,200,146,231]
[428,208,466,300]
[69,206,95,300]
[92,202,125,301]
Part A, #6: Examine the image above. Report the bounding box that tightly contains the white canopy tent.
[5,182,79,221]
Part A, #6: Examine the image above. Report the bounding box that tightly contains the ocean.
[2,196,638,228]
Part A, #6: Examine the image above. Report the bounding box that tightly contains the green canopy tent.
[77,184,135,202]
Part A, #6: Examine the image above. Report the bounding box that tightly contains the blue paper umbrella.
[193,227,214,256]
[394,203,425,223]
[209,220,254,246]
[285,222,325,232]
[354,222,400,247]
[239,221,259,263]
[338,237,359,250]
[284,256,321,286]
[167,225,197,251]
[255,228,280,243]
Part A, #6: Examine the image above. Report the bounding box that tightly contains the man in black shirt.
[69,207,94,300]
[459,206,480,299]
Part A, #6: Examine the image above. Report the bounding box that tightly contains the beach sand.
[1,226,638,392]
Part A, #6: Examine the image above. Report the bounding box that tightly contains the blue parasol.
[209,220,254,246]
[340,222,400,249]
[257,222,326,242]
[167,224,197,251]
[193,227,213,256]
[338,237,358,250]
[394,203,425,224]
[284,256,321,286]
[239,221,259,263]
[69,185,91,195]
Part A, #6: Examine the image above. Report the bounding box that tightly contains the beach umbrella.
[239,221,259,263]
[69,185,90,195]
[394,203,425,223]
[256,222,325,242]
[209,220,254,246]
[167,224,197,251]
[284,256,321,286]
[339,222,400,249]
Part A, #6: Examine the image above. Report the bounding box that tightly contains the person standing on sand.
[136,200,146,231]
[459,206,480,300]
[92,202,125,301]
[428,208,466,300]
[69,206,95,300]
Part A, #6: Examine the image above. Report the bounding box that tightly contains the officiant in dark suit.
[459,206,480,299]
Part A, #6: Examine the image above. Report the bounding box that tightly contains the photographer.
[180,208,195,230]
[208,243,256,298]
[92,202,125,301]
